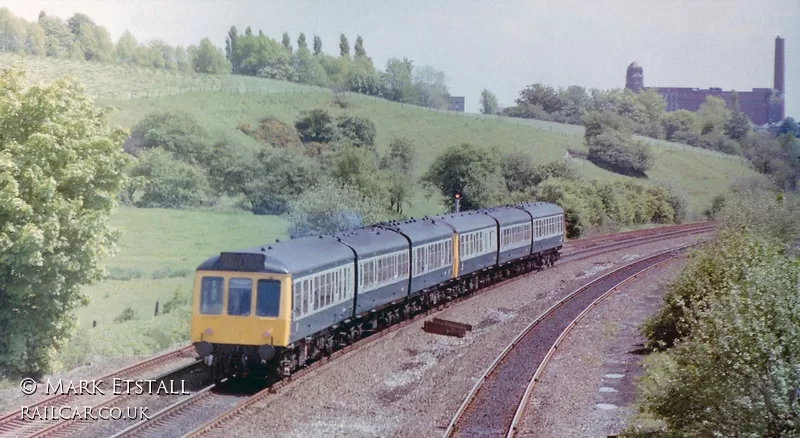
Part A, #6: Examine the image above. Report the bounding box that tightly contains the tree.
[295,109,337,143]
[313,35,322,55]
[124,111,214,166]
[382,58,416,103]
[294,45,328,86]
[515,83,564,114]
[777,117,798,138]
[587,131,654,177]
[501,151,539,193]
[413,64,450,109]
[336,115,377,148]
[190,38,231,74]
[635,89,666,123]
[240,147,320,214]
[479,89,500,115]
[344,56,381,96]
[287,183,389,237]
[38,14,72,58]
[339,33,349,57]
[225,26,239,73]
[0,70,129,376]
[725,110,751,141]
[380,137,417,214]
[114,30,140,64]
[174,45,190,72]
[697,95,731,134]
[281,31,292,53]
[582,110,632,144]
[661,109,697,141]
[329,146,386,201]
[0,8,27,52]
[24,22,46,56]
[130,148,211,208]
[423,143,507,211]
[297,32,307,50]
[354,35,366,57]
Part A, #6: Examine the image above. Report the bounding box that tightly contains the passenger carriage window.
[293,282,301,316]
[302,280,309,314]
[200,277,224,315]
[256,279,281,317]
[227,278,252,316]
[313,277,320,310]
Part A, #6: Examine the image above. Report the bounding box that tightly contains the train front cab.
[191,269,292,377]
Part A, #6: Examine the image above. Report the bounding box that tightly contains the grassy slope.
[5,52,757,365]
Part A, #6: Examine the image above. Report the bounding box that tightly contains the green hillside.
[4,51,759,367]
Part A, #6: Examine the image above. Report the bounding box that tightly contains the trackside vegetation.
[621,187,800,437]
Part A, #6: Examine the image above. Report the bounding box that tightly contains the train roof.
[515,202,564,218]
[332,226,408,259]
[479,205,532,226]
[429,211,497,234]
[377,218,452,246]
[197,235,354,278]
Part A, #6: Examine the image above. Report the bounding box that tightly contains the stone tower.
[625,62,644,92]
[773,36,785,121]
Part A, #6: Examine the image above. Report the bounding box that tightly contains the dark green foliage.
[423,143,507,211]
[162,287,189,314]
[354,35,366,57]
[339,34,349,56]
[107,267,143,281]
[502,151,539,192]
[131,148,212,209]
[125,111,214,165]
[329,146,386,201]
[295,109,337,143]
[190,38,231,74]
[479,89,500,115]
[778,117,798,138]
[703,194,726,219]
[724,110,751,141]
[335,115,376,148]
[281,32,292,53]
[661,110,697,141]
[114,307,136,323]
[150,267,192,279]
[312,35,322,55]
[587,131,655,177]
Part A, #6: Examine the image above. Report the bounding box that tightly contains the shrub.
[582,110,633,144]
[124,111,213,166]
[295,109,337,143]
[587,131,654,177]
[335,115,376,148]
[151,267,192,279]
[423,143,508,211]
[162,287,189,314]
[286,183,391,237]
[131,148,212,209]
[696,132,741,155]
[114,307,136,323]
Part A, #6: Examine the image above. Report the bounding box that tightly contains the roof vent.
[275,239,280,243]
[319,235,323,239]
[261,247,266,252]
[267,246,273,250]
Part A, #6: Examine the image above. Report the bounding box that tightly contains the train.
[190,202,565,380]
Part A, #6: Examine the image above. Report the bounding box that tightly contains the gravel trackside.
[206,234,706,438]
[515,258,686,437]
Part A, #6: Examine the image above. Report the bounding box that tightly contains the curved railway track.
[0,346,196,438]
[1,222,712,438]
[442,246,688,438]
[184,225,711,438]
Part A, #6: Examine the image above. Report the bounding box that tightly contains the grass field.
[5,52,759,368]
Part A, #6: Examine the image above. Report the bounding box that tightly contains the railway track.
[181,225,711,438]
[0,346,196,438]
[442,246,689,438]
[1,222,712,438]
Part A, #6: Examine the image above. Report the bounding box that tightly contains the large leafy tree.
[479,89,500,115]
[423,143,506,211]
[0,70,129,376]
[379,137,417,215]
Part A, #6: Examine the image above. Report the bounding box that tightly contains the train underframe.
[203,247,560,381]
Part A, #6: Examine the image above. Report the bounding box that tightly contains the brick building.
[625,37,785,126]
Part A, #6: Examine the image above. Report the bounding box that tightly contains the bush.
[151,267,192,279]
[696,132,741,155]
[124,111,213,166]
[669,130,699,146]
[286,183,391,237]
[587,131,655,177]
[295,109,337,143]
[114,307,136,323]
[638,231,800,437]
[423,143,508,211]
[335,115,376,148]
[131,148,212,209]
[162,287,189,314]
[244,147,321,215]
[582,110,632,144]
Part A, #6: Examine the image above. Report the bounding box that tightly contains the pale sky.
[6,0,799,116]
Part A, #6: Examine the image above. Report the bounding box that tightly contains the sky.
[6,0,799,116]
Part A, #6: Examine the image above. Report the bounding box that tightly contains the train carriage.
[332,227,410,314]
[516,202,565,255]
[480,206,534,264]
[191,235,355,377]
[379,219,455,295]
[430,212,498,276]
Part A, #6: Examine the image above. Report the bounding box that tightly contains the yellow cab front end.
[190,270,292,377]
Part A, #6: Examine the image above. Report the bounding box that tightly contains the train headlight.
[205,328,213,335]
[263,329,272,338]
